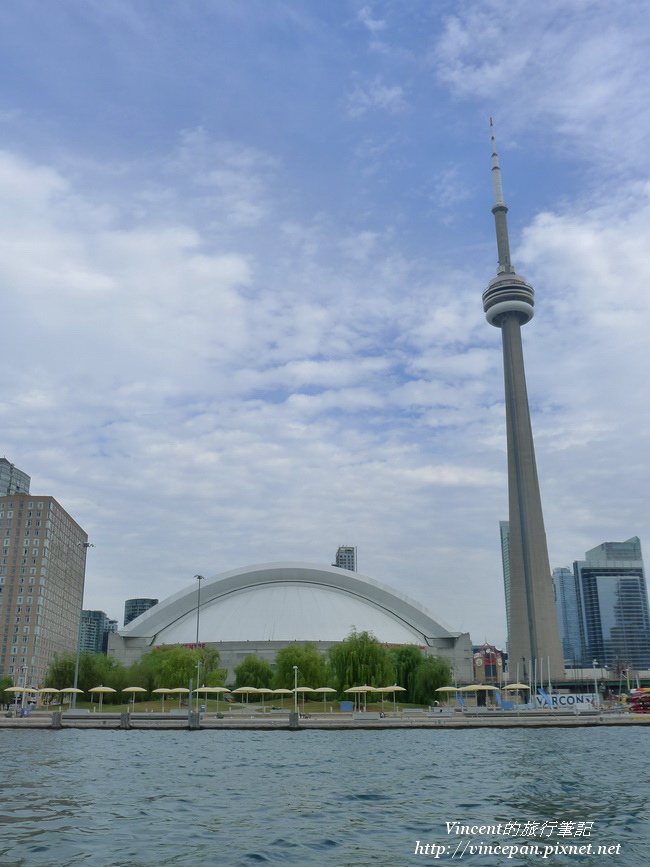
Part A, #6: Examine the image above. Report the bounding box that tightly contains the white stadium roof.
[120,562,459,648]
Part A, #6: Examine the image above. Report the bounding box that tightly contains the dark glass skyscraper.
[574,537,650,670]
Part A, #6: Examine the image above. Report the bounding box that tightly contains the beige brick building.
[0,493,88,687]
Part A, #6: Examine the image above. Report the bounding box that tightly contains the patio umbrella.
[272,688,293,709]
[168,687,190,709]
[152,688,171,712]
[313,687,337,710]
[5,686,29,707]
[502,683,530,705]
[37,687,60,707]
[293,686,315,712]
[199,686,231,713]
[231,687,260,711]
[344,685,375,712]
[88,685,116,711]
[379,684,406,713]
[122,686,147,711]
[254,686,275,713]
[434,685,459,706]
[59,687,83,708]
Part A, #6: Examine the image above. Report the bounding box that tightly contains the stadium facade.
[107,562,473,681]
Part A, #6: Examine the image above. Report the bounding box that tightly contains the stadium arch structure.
[107,562,472,681]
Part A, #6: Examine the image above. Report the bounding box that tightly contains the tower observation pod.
[483,120,564,681]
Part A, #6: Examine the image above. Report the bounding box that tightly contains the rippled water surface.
[0,727,648,866]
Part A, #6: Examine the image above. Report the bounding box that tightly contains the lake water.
[0,727,648,866]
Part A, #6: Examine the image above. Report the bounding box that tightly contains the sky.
[2,0,650,647]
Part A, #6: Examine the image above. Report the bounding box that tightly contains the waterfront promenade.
[1,708,649,731]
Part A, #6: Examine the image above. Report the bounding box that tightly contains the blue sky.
[2,0,650,646]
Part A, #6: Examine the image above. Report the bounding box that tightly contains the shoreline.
[1,709,649,731]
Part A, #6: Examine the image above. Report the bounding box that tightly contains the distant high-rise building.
[483,122,564,679]
[333,546,356,572]
[574,537,650,670]
[80,610,112,655]
[124,598,158,626]
[0,458,30,495]
[0,492,88,685]
[552,567,585,666]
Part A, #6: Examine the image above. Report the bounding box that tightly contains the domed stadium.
[107,562,472,680]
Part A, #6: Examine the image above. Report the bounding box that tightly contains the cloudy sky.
[2,0,649,646]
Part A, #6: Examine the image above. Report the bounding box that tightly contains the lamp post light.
[193,575,204,714]
[592,659,600,709]
[293,666,298,715]
[72,542,95,709]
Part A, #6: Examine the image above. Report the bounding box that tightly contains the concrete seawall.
[1,710,649,731]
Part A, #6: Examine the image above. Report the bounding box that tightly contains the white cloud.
[346,76,408,117]
[431,0,650,172]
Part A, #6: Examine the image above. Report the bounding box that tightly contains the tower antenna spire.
[489,118,513,275]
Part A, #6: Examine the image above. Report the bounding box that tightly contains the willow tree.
[233,655,274,689]
[411,656,452,705]
[328,630,393,694]
[273,643,330,689]
[135,645,226,690]
[389,644,425,702]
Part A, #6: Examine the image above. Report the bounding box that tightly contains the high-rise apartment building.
[0,458,30,496]
[333,546,356,572]
[0,492,88,686]
[552,567,585,666]
[124,597,158,626]
[574,537,650,670]
[483,122,564,678]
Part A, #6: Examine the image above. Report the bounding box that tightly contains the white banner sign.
[534,692,596,708]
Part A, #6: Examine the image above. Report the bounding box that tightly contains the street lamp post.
[592,659,600,709]
[293,665,298,715]
[72,542,95,709]
[193,575,204,714]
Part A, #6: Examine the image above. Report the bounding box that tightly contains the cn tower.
[483,121,564,680]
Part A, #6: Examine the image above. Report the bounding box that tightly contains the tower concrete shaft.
[483,122,564,680]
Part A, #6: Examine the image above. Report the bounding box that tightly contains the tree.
[328,630,394,695]
[411,656,452,705]
[0,675,13,707]
[273,643,330,689]
[389,645,425,702]
[44,652,129,703]
[127,645,225,694]
[233,655,274,689]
